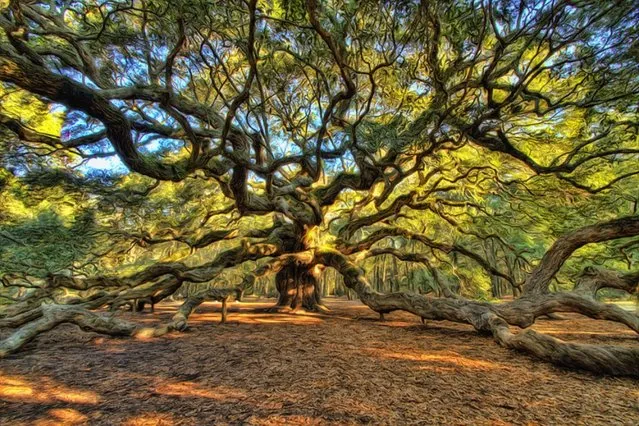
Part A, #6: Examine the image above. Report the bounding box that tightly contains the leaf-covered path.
[1,299,637,425]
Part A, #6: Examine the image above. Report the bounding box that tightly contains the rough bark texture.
[0,241,282,355]
[2,219,639,377]
[275,263,324,311]
[573,267,639,298]
[315,248,639,377]
[523,217,639,295]
[0,0,638,386]
[0,286,242,358]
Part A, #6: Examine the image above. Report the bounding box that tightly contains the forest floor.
[0,298,637,425]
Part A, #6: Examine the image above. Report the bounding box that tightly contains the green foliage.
[0,0,637,300]
[0,210,96,277]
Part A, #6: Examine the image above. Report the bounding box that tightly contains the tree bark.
[315,248,639,377]
[523,217,639,295]
[573,267,639,298]
[275,263,324,311]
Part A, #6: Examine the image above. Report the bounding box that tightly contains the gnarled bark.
[489,316,639,377]
[315,248,639,377]
[0,285,244,357]
[523,217,639,295]
[274,263,325,311]
[2,219,639,377]
[0,240,281,356]
[573,267,639,298]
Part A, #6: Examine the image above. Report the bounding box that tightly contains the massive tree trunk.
[2,218,639,377]
[268,224,328,312]
[275,263,324,311]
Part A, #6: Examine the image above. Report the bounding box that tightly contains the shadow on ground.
[1,298,637,425]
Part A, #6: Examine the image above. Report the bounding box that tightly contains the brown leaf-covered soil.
[1,298,637,425]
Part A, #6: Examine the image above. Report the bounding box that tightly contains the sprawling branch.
[573,267,639,297]
[0,0,637,380]
[0,238,281,330]
[315,248,639,377]
[339,226,516,286]
[523,216,639,295]
[0,53,192,180]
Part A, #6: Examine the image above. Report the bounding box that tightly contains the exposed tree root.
[0,241,282,355]
[2,220,639,377]
[311,303,331,313]
[0,285,245,357]
[315,249,639,377]
[489,317,639,376]
[257,305,296,314]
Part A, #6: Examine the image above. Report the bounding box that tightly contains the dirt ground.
[0,298,637,425]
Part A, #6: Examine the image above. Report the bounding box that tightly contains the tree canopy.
[0,0,638,376]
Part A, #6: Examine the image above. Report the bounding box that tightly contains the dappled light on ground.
[122,413,179,426]
[34,408,88,426]
[153,381,246,401]
[1,299,637,425]
[530,313,637,346]
[0,374,100,404]
[364,348,504,371]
